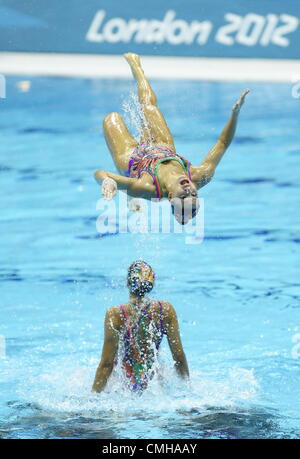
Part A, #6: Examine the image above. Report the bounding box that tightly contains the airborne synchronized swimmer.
[94,53,249,225]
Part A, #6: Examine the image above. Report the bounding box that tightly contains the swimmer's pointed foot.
[124,53,144,78]
[232,88,250,113]
[124,53,142,70]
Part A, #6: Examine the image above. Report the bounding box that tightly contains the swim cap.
[127,260,154,297]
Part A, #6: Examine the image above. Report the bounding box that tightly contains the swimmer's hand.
[232,88,250,113]
[102,177,117,200]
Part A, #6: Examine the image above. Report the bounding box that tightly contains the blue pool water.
[0,76,300,439]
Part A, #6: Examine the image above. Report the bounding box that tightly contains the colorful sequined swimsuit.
[127,144,192,200]
[118,301,165,392]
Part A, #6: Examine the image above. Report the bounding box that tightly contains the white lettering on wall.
[235,13,266,46]
[271,14,299,47]
[215,12,299,47]
[86,9,299,48]
[215,13,242,45]
[86,10,212,46]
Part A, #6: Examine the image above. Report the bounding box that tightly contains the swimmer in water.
[92,261,189,393]
[94,53,250,224]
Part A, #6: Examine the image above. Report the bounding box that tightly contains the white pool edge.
[0,52,300,82]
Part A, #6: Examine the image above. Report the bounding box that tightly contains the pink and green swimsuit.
[117,301,165,392]
[127,144,192,200]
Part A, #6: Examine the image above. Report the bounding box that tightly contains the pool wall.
[0,0,299,59]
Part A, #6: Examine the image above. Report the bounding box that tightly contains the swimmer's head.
[168,176,200,225]
[127,260,155,298]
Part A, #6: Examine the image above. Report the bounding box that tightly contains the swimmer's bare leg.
[124,53,176,150]
[103,112,137,174]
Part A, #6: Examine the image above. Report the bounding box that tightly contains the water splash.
[122,91,143,141]
[16,356,260,417]
[122,90,153,144]
[3,349,278,438]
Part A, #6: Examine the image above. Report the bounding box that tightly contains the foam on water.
[13,351,259,418]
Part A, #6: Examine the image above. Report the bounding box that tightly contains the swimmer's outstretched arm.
[191,89,250,188]
[94,169,156,200]
[94,170,135,198]
[92,308,119,393]
[164,302,189,380]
